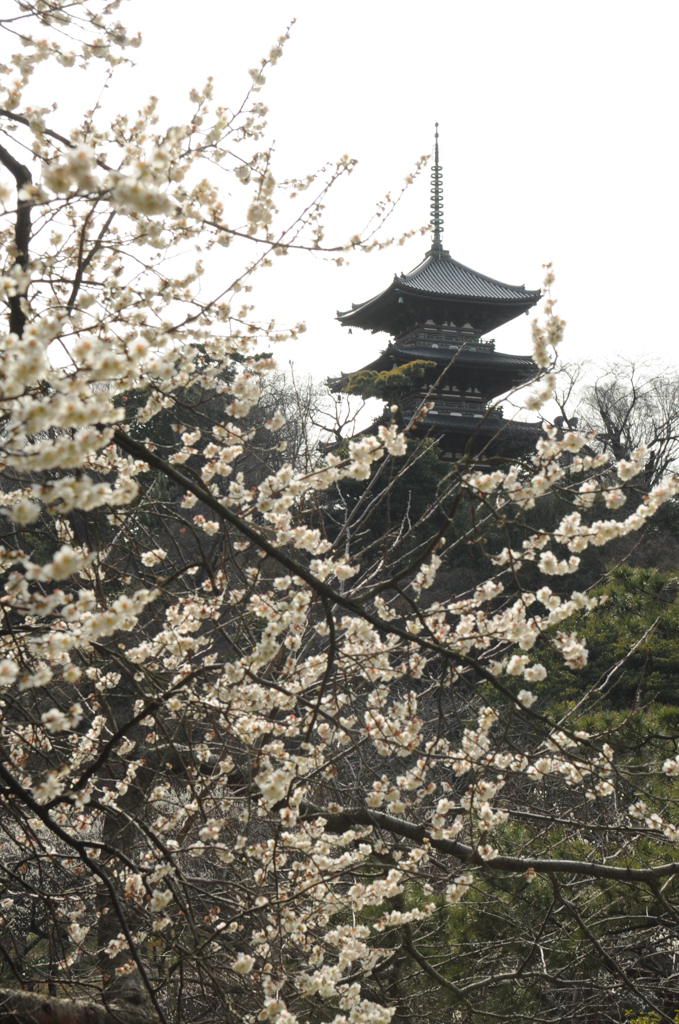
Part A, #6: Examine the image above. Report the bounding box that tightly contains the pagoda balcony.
[402,398,504,419]
[393,329,496,351]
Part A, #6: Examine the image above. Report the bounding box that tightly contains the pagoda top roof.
[337,125,541,336]
[396,249,540,303]
[336,249,541,335]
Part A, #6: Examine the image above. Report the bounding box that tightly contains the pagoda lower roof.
[337,247,541,336]
[408,409,541,455]
[409,408,539,435]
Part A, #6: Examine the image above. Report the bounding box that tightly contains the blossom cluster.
[0,4,677,1022]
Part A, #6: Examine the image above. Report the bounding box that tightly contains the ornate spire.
[430,122,444,256]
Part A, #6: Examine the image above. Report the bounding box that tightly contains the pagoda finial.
[430,122,444,256]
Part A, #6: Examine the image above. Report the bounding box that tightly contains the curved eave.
[363,345,535,373]
[357,346,534,394]
[399,249,539,301]
[412,411,540,437]
[336,277,397,328]
[414,411,504,435]
[337,281,540,335]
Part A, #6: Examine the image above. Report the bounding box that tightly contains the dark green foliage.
[342,360,436,401]
[532,565,679,709]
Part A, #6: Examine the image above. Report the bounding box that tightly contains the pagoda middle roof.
[351,342,534,400]
[363,343,534,375]
[337,247,541,336]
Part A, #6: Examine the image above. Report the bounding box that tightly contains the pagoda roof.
[346,340,534,400]
[338,125,540,336]
[411,409,541,457]
[337,248,541,336]
[364,341,534,375]
[407,406,540,438]
[399,249,537,303]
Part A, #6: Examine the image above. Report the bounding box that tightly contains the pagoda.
[334,126,541,459]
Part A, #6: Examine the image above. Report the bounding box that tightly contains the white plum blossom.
[41,703,83,733]
[265,410,287,431]
[232,953,255,974]
[141,548,168,567]
[9,497,41,524]
[617,446,647,481]
[67,922,90,945]
[523,664,547,683]
[0,659,19,687]
[517,689,538,708]
[149,889,173,913]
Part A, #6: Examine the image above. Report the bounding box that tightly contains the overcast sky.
[25,0,679,383]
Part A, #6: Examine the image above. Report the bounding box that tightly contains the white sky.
[15,0,679,384]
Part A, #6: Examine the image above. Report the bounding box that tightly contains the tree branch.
[309,804,679,882]
[0,140,31,336]
[0,987,156,1024]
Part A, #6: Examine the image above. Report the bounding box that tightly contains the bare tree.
[557,359,679,486]
[257,369,333,471]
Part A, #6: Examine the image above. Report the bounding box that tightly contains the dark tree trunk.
[0,142,31,338]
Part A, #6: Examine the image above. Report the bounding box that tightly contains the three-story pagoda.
[334,126,541,459]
